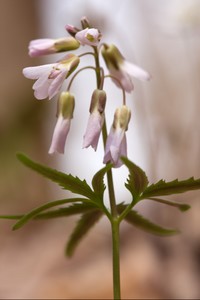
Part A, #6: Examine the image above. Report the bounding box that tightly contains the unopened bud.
[81,16,91,29]
[65,24,80,37]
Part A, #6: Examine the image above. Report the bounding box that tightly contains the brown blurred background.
[0,0,200,298]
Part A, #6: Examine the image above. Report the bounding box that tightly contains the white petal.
[22,64,54,79]
[49,116,70,154]
[48,69,68,99]
[33,75,51,100]
[122,61,151,81]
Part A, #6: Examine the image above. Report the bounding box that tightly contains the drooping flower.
[75,28,102,46]
[83,89,106,150]
[28,37,80,57]
[101,44,151,93]
[49,91,75,154]
[103,105,131,168]
[22,54,80,100]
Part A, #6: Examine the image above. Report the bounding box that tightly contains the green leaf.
[17,153,95,200]
[147,197,190,212]
[91,164,112,200]
[35,203,97,219]
[12,197,90,230]
[142,177,200,199]
[121,157,149,199]
[0,215,23,220]
[124,209,179,236]
[66,210,103,257]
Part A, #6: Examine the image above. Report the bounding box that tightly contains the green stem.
[93,46,121,300]
[111,219,121,300]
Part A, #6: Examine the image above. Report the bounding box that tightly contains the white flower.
[101,44,151,93]
[103,105,131,168]
[23,54,79,100]
[28,37,80,57]
[83,89,106,150]
[49,92,75,154]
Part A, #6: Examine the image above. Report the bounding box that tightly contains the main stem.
[93,46,121,299]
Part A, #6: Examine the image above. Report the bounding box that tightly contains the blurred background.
[0,0,200,298]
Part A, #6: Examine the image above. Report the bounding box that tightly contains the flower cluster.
[23,17,150,167]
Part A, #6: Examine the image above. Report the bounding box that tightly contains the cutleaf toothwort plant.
[1,17,200,299]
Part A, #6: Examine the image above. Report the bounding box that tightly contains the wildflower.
[22,54,80,100]
[83,89,106,150]
[49,92,75,154]
[75,28,102,46]
[28,37,80,57]
[101,44,151,93]
[103,105,131,168]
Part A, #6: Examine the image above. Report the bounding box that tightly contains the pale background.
[0,0,200,298]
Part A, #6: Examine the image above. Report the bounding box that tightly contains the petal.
[33,75,51,100]
[49,116,71,154]
[121,61,151,81]
[109,67,134,93]
[48,69,68,99]
[83,113,103,150]
[22,64,53,79]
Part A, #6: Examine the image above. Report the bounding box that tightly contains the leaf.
[35,203,97,219]
[124,209,179,236]
[147,197,190,212]
[91,164,112,200]
[142,177,200,199]
[17,153,95,200]
[12,197,90,230]
[66,210,103,257]
[0,215,23,220]
[121,157,149,199]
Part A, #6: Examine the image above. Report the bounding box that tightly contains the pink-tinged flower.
[101,44,151,93]
[83,89,106,150]
[22,54,80,100]
[28,37,80,57]
[103,105,131,168]
[49,92,75,154]
[75,28,102,46]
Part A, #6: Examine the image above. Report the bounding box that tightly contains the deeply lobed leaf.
[17,153,96,200]
[91,164,112,201]
[124,209,179,236]
[142,177,200,199]
[66,210,103,257]
[121,157,149,199]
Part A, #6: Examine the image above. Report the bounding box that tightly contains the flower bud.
[75,28,102,46]
[81,16,91,29]
[65,24,80,37]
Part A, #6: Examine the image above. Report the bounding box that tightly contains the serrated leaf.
[66,210,102,257]
[91,164,112,200]
[121,157,149,199]
[12,197,90,230]
[124,210,179,236]
[17,153,95,200]
[35,203,97,219]
[142,177,200,199]
[147,197,190,212]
